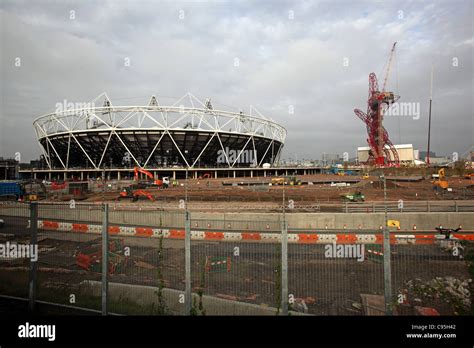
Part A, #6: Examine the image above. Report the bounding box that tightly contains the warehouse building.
[357,144,420,165]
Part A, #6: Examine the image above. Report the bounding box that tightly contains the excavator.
[119,185,155,201]
[432,168,449,190]
[134,167,164,187]
[118,167,166,201]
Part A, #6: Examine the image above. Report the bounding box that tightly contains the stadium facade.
[33,93,287,171]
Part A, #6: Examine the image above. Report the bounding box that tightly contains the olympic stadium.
[32,93,287,171]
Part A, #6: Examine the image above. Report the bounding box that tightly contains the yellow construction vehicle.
[271,177,285,185]
[433,168,449,189]
[271,176,301,186]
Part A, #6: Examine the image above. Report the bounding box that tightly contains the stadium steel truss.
[33,93,287,170]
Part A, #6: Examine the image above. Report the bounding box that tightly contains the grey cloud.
[0,0,472,162]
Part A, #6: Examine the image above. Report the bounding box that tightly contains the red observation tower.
[354,42,400,166]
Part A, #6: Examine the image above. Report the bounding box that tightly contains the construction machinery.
[134,167,165,187]
[341,191,365,202]
[337,170,355,176]
[286,176,302,185]
[0,182,24,200]
[354,42,400,166]
[271,176,301,186]
[432,168,449,190]
[119,185,155,202]
[271,177,285,185]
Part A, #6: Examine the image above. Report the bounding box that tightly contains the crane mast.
[382,42,397,92]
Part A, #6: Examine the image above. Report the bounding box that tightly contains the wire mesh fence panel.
[108,208,186,229]
[190,238,281,315]
[37,202,103,224]
[288,234,384,316]
[35,203,104,313]
[0,202,30,218]
[106,234,186,315]
[391,237,473,316]
[190,218,280,232]
[104,208,187,315]
[4,201,472,317]
[0,202,32,299]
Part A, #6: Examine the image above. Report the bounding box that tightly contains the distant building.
[19,158,46,170]
[0,158,19,180]
[322,153,342,166]
[357,144,419,165]
[419,151,436,162]
[427,157,451,165]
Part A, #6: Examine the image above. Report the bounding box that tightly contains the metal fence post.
[381,176,392,315]
[281,220,288,315]
[383,226,392,315]
[101,203,109,316]
[184,211,192,315]
[28,202,38,312]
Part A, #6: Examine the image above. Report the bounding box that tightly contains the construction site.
[11,168,474,207]
[1,41,473,319]
[2,0,474,344]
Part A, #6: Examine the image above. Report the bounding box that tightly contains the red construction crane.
[354,42,400,166]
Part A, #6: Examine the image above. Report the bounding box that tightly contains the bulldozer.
[432,168,449,190]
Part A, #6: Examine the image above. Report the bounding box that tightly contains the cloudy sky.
[0,0,472,163]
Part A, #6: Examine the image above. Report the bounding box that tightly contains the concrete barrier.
[79,280,307,316]
[1,204,473,230]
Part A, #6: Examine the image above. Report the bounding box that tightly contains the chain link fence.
[288,240,384,315]
[0,202,472,316]
[35,203,103,313]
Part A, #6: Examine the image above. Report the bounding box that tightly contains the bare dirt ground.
[67,174,474,211]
